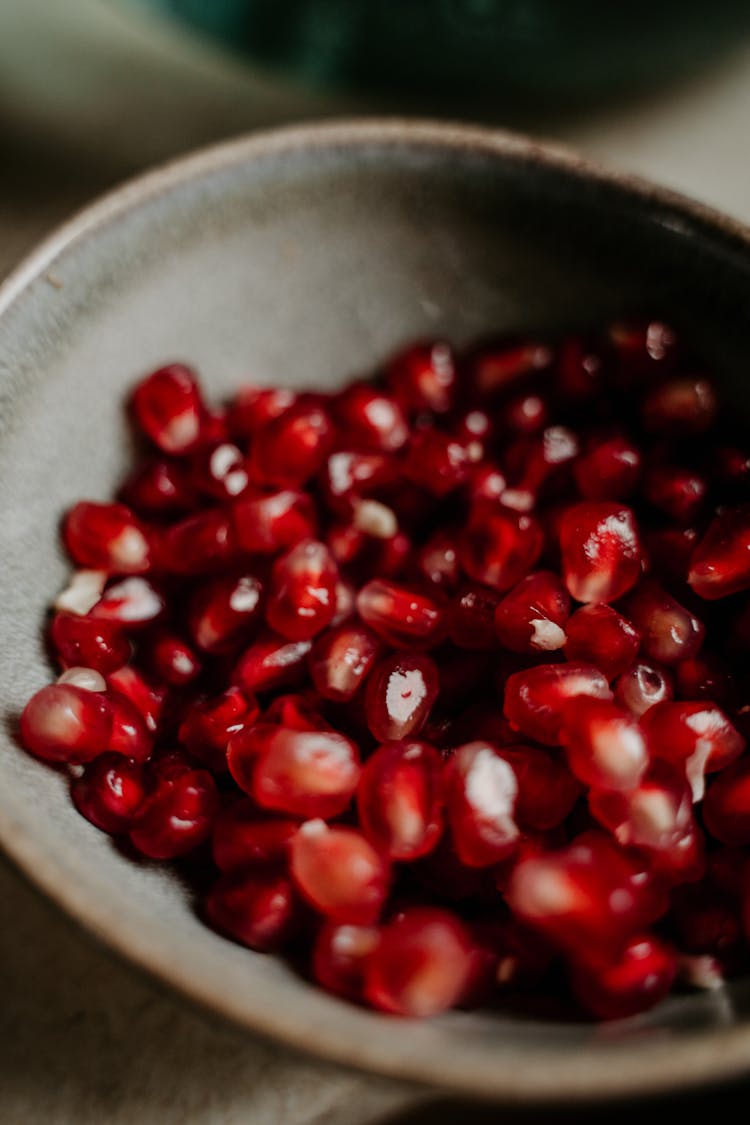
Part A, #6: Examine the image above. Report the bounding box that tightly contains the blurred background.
[5,2,750,1122]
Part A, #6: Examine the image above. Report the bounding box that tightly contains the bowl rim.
[3,117,750,1103]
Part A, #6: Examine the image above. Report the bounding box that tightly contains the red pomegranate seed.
[614,661,673,717]
[187,573,263,655]
[404,430,476,496]
[444,742,519,867]
[290,820,390,924]
[356,579,444,649]
[212,800,298,872]
[386,340,457,414]
[129,768,218,859]
[644,465,707,525]
[233,631,312,693]
[358,740,443,860]
[179,687,258,772]
[590,759,694,857]
[609,320,678,380]
[20,683,112,764]
[363,652,439,742]
[625,580,704,666]
[231,488,317,554]
[312,921,381,1001]
[227,385,296,438]
[502,391,549,436]
[158,510,236,575]
[143,629,201,687]
[459,509,543,592]
[448,584,502,651]
[643,377,717,435]
[469,339,551,397]
[688,505,750,600]
[229,725,360,818]
[50,612,130,674]
[703,759,750,846]
[120,458,195,516]
[642,701,745,800]
[266,540,338,641]
[505,425,578,501]
[320,450,393,514]
[107,665,166,734]
[109,691,154,762]
[204,869,296,951]
[364,906,473,1017]
[559,502,642,603]
[63,502,151,575]
[416,530,461,594]
[504,663,612,746]
[496,746,580,830]
[466,463,507,506]
[188,442,248,502]
[72,753,146,834]
[89,576,165,629]
[334,383,409,453]
[573,435,641,501]
[564,604,640,680]
[557,336,606,400]
[560,698,649,792]
[249,400,334,487]
[507,831,664,957]
[494,570,570,655]
[308,622,381,702]
[570,934,677,1020]
[263,692,331,732]
[131,363,205,454]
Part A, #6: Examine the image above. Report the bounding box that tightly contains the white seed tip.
[55,570,108,615]
[57,667,107,692]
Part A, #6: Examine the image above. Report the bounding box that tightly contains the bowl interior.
[3,122,750,1101]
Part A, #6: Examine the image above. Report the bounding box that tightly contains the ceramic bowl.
[2,120,750,1104]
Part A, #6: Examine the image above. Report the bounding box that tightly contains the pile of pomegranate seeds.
[20,322,750,1020]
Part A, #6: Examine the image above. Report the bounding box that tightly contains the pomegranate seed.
[57,667,107,692]
[703,759,750,846]
[386,340,457,414]
[643,377,717,435]
[109,691,154,762]
[570,934,677,1020]
[444,742,519,867]
[507,831,664,957]
[644,465,707,525]
[614,661,673,717]
[469,339,551,397]
[158,510,236,575]
[190,442,249,501]
[290,820,390,924]
[204,869,295,951]
[129,768,218,859]
[363,652,439,742]
[459,509,543,592]
[143,629,201,687]
[232,489,317,554]
[233,631,312,693]
[187,573,263,655]
[496,746,581,830]
[502,391,549,436]
[448,584,502,651]
[54,569,108,615]
[227,385,296,439]
[590,760,694,859]
[50,612,130,674]
[20,683,112,764]
[120,457,195,516]
[564,604,640,680]
[179,687,258,772]
[625,580,704,666]
[358,740,443,860]
[688,505,750,600]
[107,665,166,734]
[312,921,381,1000]
[505,426,578,501]
[263,692,331,732]
[643,701,745,800]
[249,400,334,487]
[266,540,338,641]
[212,800,298,871]
[335,383,409,453]
[308,622,381,702]
[405,430,475,496]
[131,363,205,454]
[608,320,678,380]
[494,570,569,654]
[573,435,641,501]
[89,576,165,629]
[557,336,606,400]
[72,753,146,834]
[504,663,612,746]
[364,907,473,1017]
[466,463,507,505]
[559,502,642,603]
[63,502,151,575]
[416,530,461,593]
[229,725,360,819]
[560,698,649,792]
[356,579,444,649]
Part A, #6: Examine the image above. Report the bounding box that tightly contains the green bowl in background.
[139,0,750,108]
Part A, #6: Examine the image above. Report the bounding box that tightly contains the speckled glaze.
[2,120,750,1103]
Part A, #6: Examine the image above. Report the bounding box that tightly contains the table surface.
[5,2,750,1121]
